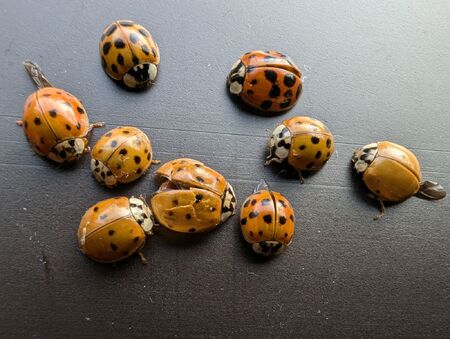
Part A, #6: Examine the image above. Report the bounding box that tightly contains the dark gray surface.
[1,0,449,337]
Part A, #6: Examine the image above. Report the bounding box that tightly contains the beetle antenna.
[373,200,385,220]
[254,179,269,193]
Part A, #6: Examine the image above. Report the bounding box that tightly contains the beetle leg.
[297,171,305,184]
[137,251,148,265]
[151,160,161,165]
[89,122,105,132]
[374,200,385,220]
[16,120,23,126]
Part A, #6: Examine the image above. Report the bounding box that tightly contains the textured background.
[1,0,449,337]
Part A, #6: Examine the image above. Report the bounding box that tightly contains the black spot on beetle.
[299,145,306,150]
[269,85,281,98]
[134,156,141,164]
[247,89,254,95]
[40,137,45,144]
[279,100,291,109]
[196,176,204,183]
[76,122,81,130]
[136,168,142,175]
[141,44,150,55]
[188,228,196,233]
[105,24,117,36]
[244,200,250,208]
[134,236,140,242]
[101,57,107,69]
[284,73,296,87]
[258,230,263,236]
[93,206,98,212]
[250,79,257,85]
[119,20,134,26]
[49,109,57,117]
[186,214,192,220]
[108,230,115,236]
[103,42,111,55]
[263,215,272,224]
[249,211,259,218]
[296,83,302,98]
[284,89,293,98]
[111,64,118,73]
[251,199,257,206]
[326,139,332,148]
[278,200,287,208]
[264,70,277,83]
[132,56,139,65]
[315,151,322,159]
[34,117,41,125]
[139,28,149,37]
[114,39,125,48]
[152,48,157,58]
[195,194,203,203]
[311,136,320,144]
[261,199,271,206]
[307,162,314,169]
[129,32,139,43]
[110,243,118,251]
[279,216,287,225]
[260,100,272,110]
[290,215,294,221]
[77,106,84,114]
[119,149,127,156]
[117,54,124,66]
[65,124,71,131]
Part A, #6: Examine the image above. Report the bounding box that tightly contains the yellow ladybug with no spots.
[265,116,335,182]
[240,180,296,256]
[99,20,160,89]
[90,126,159,187]
[150,158,237,233]
[352,141,446,219]
[17,61,103,163]
[77,196,154,263]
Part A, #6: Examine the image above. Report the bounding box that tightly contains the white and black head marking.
[123,62,158,89]
[265,124,292,165]
[253,241,286,256]
[352,143,378,174]
[227,59,246,95]
[90,159,117,187]
[47,138,85,163]
[129,197,154,235]
[221,183,237,222]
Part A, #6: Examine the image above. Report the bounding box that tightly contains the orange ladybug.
[265,116,335,182]
[353,141,446,219]
[77,196,153,263]
[90,126,159,187]
[227,50,302,113]
[99,20,160,89]
[16,61,103,163]
[150,158,236,233]
[240,180,296,256]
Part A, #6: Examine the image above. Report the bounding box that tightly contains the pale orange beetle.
[16,61,103,163]
[352,141,446,219]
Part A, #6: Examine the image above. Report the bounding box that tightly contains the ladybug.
[240,180,296,256]
[90,126,158,187]
[99,20,160,89]
[352,141,446,219]
[16,61,103,163]
[227,50,302,113]
[77,196,154,263]
[150,158,237,233]
[265,116,335,182]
